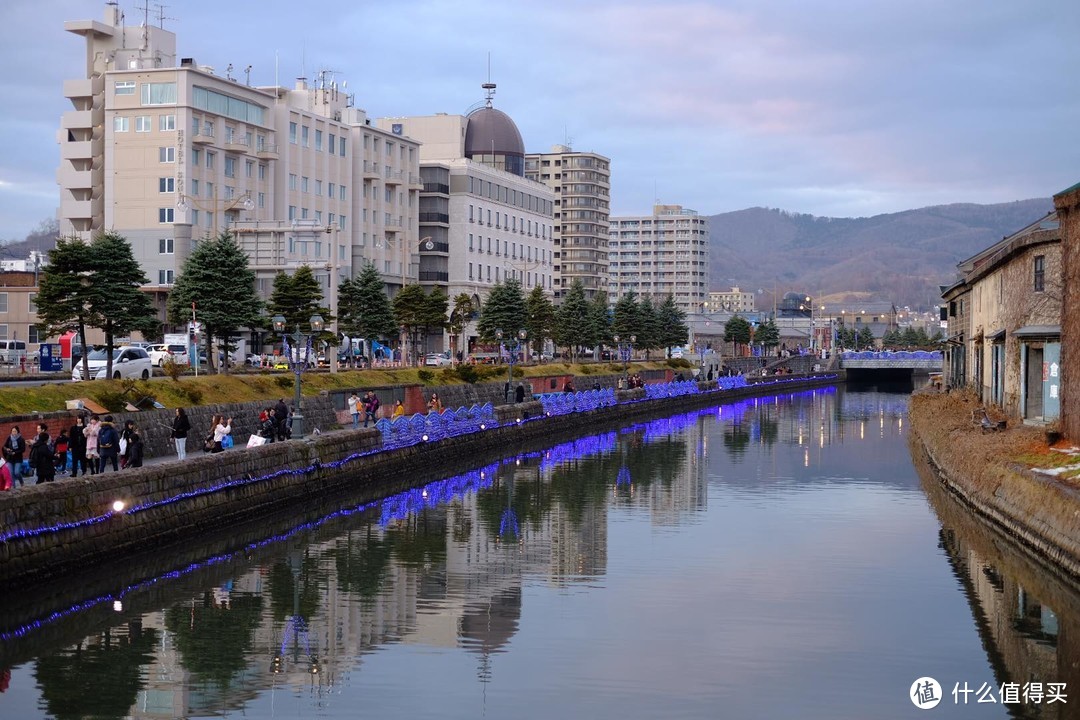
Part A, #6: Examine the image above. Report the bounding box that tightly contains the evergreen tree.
[393,284,430,365]
[425,287,450,336]
[588,290,612,349]
[857,325,875,350]
[36,237,96,380]
[554,280,592,362]
[612,290,640,340]
[168,232,262,373]
[656,295,689,354]
[755,319,780,355]
[89,231,158,376]
[724,315,753,356]
[449,293,475,360]
[337,262,397,344]
[636,297,663,359]
[524,286,556,360]
[477,279,527,342]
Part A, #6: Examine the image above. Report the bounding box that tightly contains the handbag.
[119,437,128,456]
[221,434,234,449]
[246,435,267,448]
[203,434,215,453]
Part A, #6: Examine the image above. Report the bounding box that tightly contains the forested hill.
[706,198,1053,309]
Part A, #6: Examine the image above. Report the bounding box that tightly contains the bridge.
[838,350,943,371]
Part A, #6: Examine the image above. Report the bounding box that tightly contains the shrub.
[162,357,184,381]
[666,358,692,369]
[180,385,204,405]
[275,375,293,390]
[418,369,435,384]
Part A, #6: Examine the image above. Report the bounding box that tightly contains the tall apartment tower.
[524,146,610,302]
[608,205,709,313]
[60,4,422,341]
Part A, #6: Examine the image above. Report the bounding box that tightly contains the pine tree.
[88,231,158,376]
[36,237,96,380]
[477,279,527,342]
[554,280,591,362]
[337,262,397,344]
[636,297,663,359]
[724,315,753,356]
[167,232,262,374]
[588,290,612,349]
[657,295,689,354]
[393,284,430,365]
[524,286,556,359]
[449,293,475,360]
[755,319,780,355]
[612,290,640,339]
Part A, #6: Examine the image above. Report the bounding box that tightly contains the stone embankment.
[0,373,840,587]
[909,390,1080,579]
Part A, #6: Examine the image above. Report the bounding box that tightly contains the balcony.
[255,144,278,159]
[59,168,94,190]
[384,169,404,185]
[418,212,450,225]
[408,174,424,188]
[62,110,94,131]
[192,130,215,144]
[225,137,251,154]
[61,198,94,219]
[61,140,93,161]
[63,78,94,100]
[422,182,449,194]
[422,241,450,254]
[363,161,380,178]
[419,271,449,283]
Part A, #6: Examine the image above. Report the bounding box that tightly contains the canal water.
[1,386,1076,719]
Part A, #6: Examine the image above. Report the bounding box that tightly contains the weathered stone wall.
[1054,184,1080,442]
[0,374,840,586]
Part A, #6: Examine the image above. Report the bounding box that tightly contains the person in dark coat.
[274,398,290,441]
[171,408,191,460]
[515,384,526,403]
[120,420,137,469]
[97,416,121,472]
[3,426,26,487]
[69,415,89,476]
[30,423,55,484]
[126,425,144,468]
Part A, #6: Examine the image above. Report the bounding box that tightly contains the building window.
[224,156,236,177]
[114,81,136,95]
[28,293,37,315]
[159,237,174,254]
[206,151,215,170]
[329,134,336,154]
[289,122,297,143]
[135,115,151,132]
[141,82,177,105]
[258,164,266,180]
[159,208,175,223]
[258,192,265,208]
[469,262,474,280]
[159,177,175,193]
[288,206,297,221]
[114,116,129,132]
[159,147,175,163]
[1034,255,1045,292]
[340,185,346,201]
[245,160,254,178]
[192,148,201,166]
[159,114,176,131]
[302,126,309,147]
[302,177,309,193]
[315,129,323,151]
[328,182,335,198]
[289,174,297,191]
[339,137,346,156]
[28,325,40,344]
[158,269,175,285]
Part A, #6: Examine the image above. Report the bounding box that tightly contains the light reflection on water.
[4,386,1074,718]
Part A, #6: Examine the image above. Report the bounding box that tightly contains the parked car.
[72,346,153,381]
[425,352,452,367]
[148,343,189,367]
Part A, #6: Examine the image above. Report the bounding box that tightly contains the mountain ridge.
[705,198,1053,309]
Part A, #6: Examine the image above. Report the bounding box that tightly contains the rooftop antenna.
[244,65,252,86]
[482,52,496,108]
[226,63,234,81]
[153,3,175,28]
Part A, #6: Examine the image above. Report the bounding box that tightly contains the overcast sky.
[1,0,1078,239]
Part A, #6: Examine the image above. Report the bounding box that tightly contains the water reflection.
[0,387,1035,719]
[916,443,1080,719]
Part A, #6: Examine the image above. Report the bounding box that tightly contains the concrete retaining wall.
[0,373,840,587]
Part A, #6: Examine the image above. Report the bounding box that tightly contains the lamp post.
[496,328,527,403]
[176,190,254,236]
[613,334,635,382]
[382,235,435,364]
[271,313,324,440]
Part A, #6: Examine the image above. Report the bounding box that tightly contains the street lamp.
[613,334,636,381]
[177,190,254,236]
[271,313,324,439]
[495,328,527,403]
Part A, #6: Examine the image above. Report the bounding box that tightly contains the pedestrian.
[69,414,89,476]
[84,415,101,475]
[3,426,26,488]
[0,456,11,491]
[348,392,361,429]
[391,400,405,419]
[53,429,70,476]
[260,408,277,440]
[97,415,121,472]
[363,390,381,427]
[120,420,137,469]
[171,408,191,460]
[211,415,232,453]
[274,398,290,441]
[563,378,575,393]
[427,392,443,414]
[515,384,526,403]
[30,423,55,483]
[126,424,144,468]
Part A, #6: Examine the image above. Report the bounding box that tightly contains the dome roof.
[464,107,525,175]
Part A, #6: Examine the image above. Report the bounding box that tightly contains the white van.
[0,340,27,365]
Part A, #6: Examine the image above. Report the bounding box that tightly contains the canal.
[0,385,1075,719]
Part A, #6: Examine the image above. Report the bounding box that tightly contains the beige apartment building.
[608,205,709,313]
[707,287,755,313]
[60,4,421,344]
[525,146,610,302]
